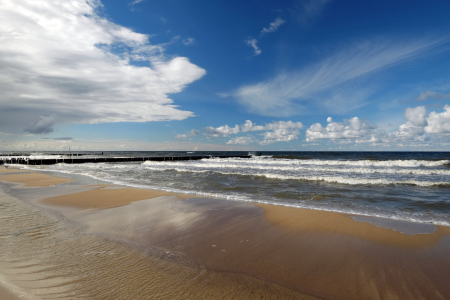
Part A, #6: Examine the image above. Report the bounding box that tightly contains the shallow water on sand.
[0,187,315,300]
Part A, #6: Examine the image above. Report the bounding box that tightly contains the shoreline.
[1,165,450,299]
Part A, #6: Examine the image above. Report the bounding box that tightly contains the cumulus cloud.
[201,120,303,145]
[425,105,450,133]
[405,106,427,126]
[235,38,445,116]
[260,18,286,35]
[305,106,444,144]
[392,121,425,140]
[246,38,261,56]
[306,117,376,142]
[242,120,303,132]
[24,116,55,134]
[260,128,300,145]
[241,120,303,145]
[226,136,254,145]
[416,90,450,101]
[0,0,206,134]
[204,125,240,138]
[175,129,199,140]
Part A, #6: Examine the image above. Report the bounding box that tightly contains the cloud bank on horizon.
[1,0,450,151]
[174,105,450,148]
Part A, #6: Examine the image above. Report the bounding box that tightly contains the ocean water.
[3,151,450,226]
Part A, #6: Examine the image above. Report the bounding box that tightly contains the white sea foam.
[142,161,450,176]
[140,165,450,187]
[207,157,450,167]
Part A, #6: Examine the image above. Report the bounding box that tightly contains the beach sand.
[1,168,450,299]
[41,185,194,209]
[0,284,23,300]
[0,172,74,187]
[0,166,27,174]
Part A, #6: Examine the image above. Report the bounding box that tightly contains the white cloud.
[416,90,450,101]
[182,37,195,45]
[306,106,437,144]
[405,106,427,126]
[226,136,254,145]
[235,38,445,116]
[0,0,206,134]
[425,105,450,133]
[130,0,145,5]
[260,128,300,145]
[245,38,261,56]
[201,120,303,145]
[306,117,376,142]
[241,120,303,145]
[242,120,303,132]
[204,125,240,138]
[327,117,332,122]
[175,129,199,140]
[392,121,425,140]
[260,18,285,35]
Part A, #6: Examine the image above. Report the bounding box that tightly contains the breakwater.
[1,155,252,165]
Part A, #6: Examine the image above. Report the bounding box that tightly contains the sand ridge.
[0,172,74,187]
[0,166,27,174]
[254,203,450,248]
[40,185,195,209]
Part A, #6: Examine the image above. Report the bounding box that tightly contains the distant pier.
[1,155,251,165]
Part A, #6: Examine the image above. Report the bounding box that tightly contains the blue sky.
[1,0,450,151]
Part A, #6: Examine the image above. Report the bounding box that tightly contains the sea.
[2,151,450,226]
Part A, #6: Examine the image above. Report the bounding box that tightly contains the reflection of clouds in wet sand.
[1,171,450,299]
[0,186,314,300]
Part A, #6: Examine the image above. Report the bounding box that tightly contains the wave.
[141,165,450,187]
[208,157,450,168]
[271,155,312,160]
[142,161,450,176]
[21,164,450,226]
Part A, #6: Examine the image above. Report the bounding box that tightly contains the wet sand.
[0,172,74,187]
[0,166,27,174]
[41,185,194,209]
[0,284,23,300]
[1,167,450,299]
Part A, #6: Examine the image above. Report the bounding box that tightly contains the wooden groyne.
[1,155,251,166]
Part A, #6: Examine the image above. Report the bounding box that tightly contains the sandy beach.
[1,165,450,299]
[0,283,23,300]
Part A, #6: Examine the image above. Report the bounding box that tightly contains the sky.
[1,0,450,151]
